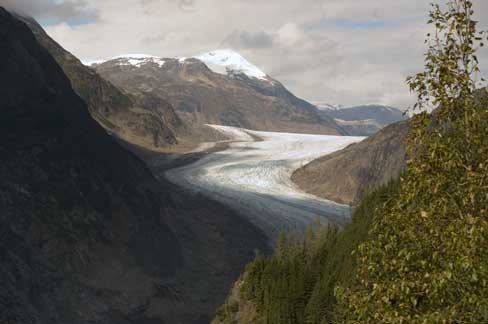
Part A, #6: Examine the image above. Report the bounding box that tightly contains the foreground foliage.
[337,1,488,322]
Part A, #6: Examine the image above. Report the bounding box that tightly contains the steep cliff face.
[94,52,347,136]
[17,15,183,150]
[292,120,410,205]
[0,9,267,324]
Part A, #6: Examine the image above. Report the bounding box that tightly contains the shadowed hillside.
[0,8,267,323]
[17,15,188,151]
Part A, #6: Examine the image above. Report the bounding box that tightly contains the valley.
[162,125,364,239]
[3,1,484,322]
[0,10,373,323]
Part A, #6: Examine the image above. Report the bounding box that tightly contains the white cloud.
[24,0,488,108]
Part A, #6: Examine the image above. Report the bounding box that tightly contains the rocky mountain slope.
[292,120,410,205]
[16,15,188,151]
[316,104,407,136]
[0,8,267,324]
[294,88,488,205]
[94,50,347,135]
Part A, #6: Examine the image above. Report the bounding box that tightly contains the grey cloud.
[218,24,340,92]
[177,0,196,11]
[0,0,97,23]
[223,30,274,49]
[141,0,196,13]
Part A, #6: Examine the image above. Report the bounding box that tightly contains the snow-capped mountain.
[94,50,346,135]
[87,49,269,81]
[315,104,407,136]
[87,50,404,136]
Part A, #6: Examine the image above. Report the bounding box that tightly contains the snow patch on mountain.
[313,102,344,111]
[84,54,166,68]
[314,102,402,113]
[191,49,268,80]
[343,104,402,112]
[334,118,381,126]
[114,54,166,68]
[82,59,105,66]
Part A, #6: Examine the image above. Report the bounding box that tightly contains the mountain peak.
[192,49,268,80]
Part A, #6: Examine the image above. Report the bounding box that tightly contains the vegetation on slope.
[214,1,488,323]
[213,181,400,324]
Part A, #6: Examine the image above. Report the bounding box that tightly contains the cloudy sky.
[3,0,488,108]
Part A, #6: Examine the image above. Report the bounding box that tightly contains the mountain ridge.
[94,51,348,135]
[16,15,189,151]
[316,104,407,136]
